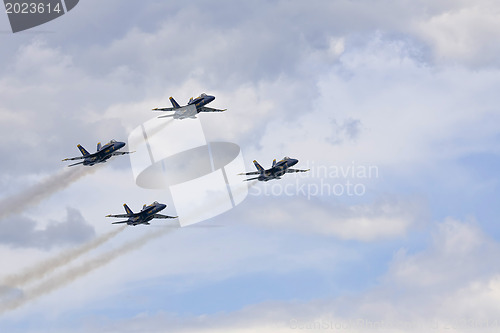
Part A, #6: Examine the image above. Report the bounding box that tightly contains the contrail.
[1,226,126,288]
[0,227,173,314]
[0,167,99,221]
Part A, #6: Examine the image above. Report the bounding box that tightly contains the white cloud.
[91,218,500,333]
[414,2,500,67]
[1,0,500,330]
[243,195,426,241]
[0,208,95,249]
[242,33,500,184]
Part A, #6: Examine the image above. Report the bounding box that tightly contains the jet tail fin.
[123,204,134,216]
[253,160,264,173]
[77,144,90,156]
[272,159,277,167]
[169,97,181,109]
[97,142,102,151]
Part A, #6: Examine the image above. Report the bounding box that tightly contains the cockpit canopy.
[109,139,117,143]
[199,93,207,98]
[283,156,291,160]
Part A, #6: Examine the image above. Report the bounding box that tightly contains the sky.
[1,0,500,332]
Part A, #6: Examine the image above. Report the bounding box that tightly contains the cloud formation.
[94,218,500,333]
[1,226,123,288]
[0,207,95,249]
[0,227,173,314]
[0,166,100,222]
[1,0,499,331]
[243,195,426,241]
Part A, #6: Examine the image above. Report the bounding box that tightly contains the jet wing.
[286,168,310,173]
[111,151,134,156]
[198,106,227,113]
[153,214,178,219]
[62,156,85,161]
[106,214,132,218]
[152,107,175,111]
[243,176,261,181]
[157,114,175,118]
[66,161,85,167]
[111,220,130,224]
[238,171,261,175]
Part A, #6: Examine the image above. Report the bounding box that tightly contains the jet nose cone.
[207,95,215,102]
[290,159,299,166]
[117,141,126,149]
[160,204,167,210]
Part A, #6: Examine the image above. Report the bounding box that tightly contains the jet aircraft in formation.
[239,157,309,181]
[106,201,177,226]
[152,93,226,119]
[62,140,132,167]
[61,94,309,226]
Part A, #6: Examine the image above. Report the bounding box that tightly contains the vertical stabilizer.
[77,145,90,156]
[169,97,181,109]
[253,160,265,173]
[123,204,134,216]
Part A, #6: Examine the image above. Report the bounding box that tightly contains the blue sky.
[1,0,500,332]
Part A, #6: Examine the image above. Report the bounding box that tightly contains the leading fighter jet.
[238,156,310,181]
[152,93,226,119]
[62,140,133,167]
[106,201,177,226]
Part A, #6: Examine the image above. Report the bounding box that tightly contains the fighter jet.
[62,140,133,167]
[106,201,177,226]
[238,157,310,181]
[152,93,226,119]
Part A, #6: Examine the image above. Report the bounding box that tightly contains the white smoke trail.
[1,226,126,288]
[0,227,174,314]
[0,166,99,221]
